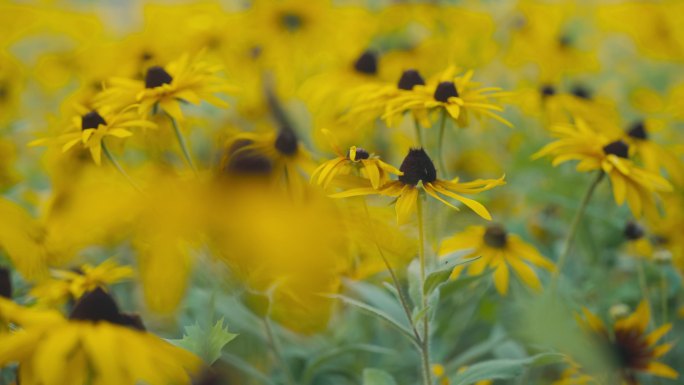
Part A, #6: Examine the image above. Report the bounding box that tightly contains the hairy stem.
[416,196,433,385]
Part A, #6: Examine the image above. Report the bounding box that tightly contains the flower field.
[0,1,682,384]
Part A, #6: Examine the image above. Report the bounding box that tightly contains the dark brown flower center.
[275,127,299,156]
[397,69,425,90]
[484,225,508,248]
[603,140,629,159]
[69,288,145,330]
[627,121,647,140]
[280,12,304,31]
[81,111,107,130]
[349,147,369,161]
[224,139,272,175]
[398,148,436,186]
[611,328,653,371]
[540,84,556,98]
[624,221,645,241]
[353,51,378,75]
[434,81,459,102]
[145,66,173,89]
[0,268,11,299]
[570,84,592,100]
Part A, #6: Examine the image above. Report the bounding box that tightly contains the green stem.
[554,171,605,282]
[263,316,297,385]
[414,116,424,148]
[416,196,433,385]
[101,140,142,193]
[167,114,198,176]
[660,266,668,323]
[362,203,423,345]
[437,110,448,178]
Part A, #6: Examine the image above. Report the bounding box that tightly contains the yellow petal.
[395,186,418,224]
[643,362,678,379]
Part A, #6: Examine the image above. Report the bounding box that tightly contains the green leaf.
[451,353,566,385]
[302,344,396,385]
[325,293,419,348]
[424,255,481,295]
[363,368,397,385]
[171,318,238,365]
[438,270,492,298]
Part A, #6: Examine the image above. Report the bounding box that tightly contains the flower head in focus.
[331,148,504,224]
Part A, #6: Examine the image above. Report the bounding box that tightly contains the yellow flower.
[331,148,504,224]
[533,118,673,220]
[383,67,511,128]
[438,225,555,295]
[624,119,684,187]
[29,258,134,307]
[577,301,677,383]
[29,105,154,165]
[311,145,401,189]
[0,289,202,385]
[97,52,232,121]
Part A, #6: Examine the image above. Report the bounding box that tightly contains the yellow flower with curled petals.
[331,148,504,224]
[577,301,677,384]
[438,225,555,295]
[30,105,154,165]
[311,145,401,190]
[29,258,134,307]
[383,67,511,128]
[533,118,673,220]
[97,52,233,121]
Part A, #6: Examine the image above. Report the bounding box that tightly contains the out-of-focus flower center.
[275,127,299,156]
[540,84,556,98]
[627,121,648,140]
[145,66,173,89]
[353,51,378,75]
[603,140,629,159]
[570,84,592,100]
[81,111,107,130]
[624,221,645,240]
[225,139,272,175]
[397,69,426,90]
[280,12,304,31]
[434,81,459,102]
[484,225,508,248]
[398,148,436,185]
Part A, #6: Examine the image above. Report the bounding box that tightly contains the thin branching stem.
[101,140,143,193]
[416,196,433,385]
[166,113,198,176]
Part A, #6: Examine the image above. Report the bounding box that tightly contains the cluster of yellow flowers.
[0,1,682,385]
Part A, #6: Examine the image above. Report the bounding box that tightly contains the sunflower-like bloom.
[383,67,511,128]
[30,106,154,165]
[624,120,684,187]
[310,145,401,189]
[344,68,431,127]
[533,118,673,220]
[97,52,233,121]
[438,225,555,295]
[331,148,504,224]
[29,258,134,307]
[0,289,202,385]
[578,301,677,384]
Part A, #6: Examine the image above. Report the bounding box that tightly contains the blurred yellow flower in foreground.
[439,225,555,295]
[0,289,202,385]
[29,259,133,308]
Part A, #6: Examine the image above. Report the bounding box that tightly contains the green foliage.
[171,318,238,365]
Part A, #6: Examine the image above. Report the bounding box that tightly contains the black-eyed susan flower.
[624,119,684,187]
[578,301,677,384]
[310,145,400,189]
[30,106,154,165]
[29,258,134,307]
[533,118,673,220]
[97,52,232,121]
[383,67,512,128]
[331,148,504,224]
[438,225,555,295]
[0,289,202,385]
